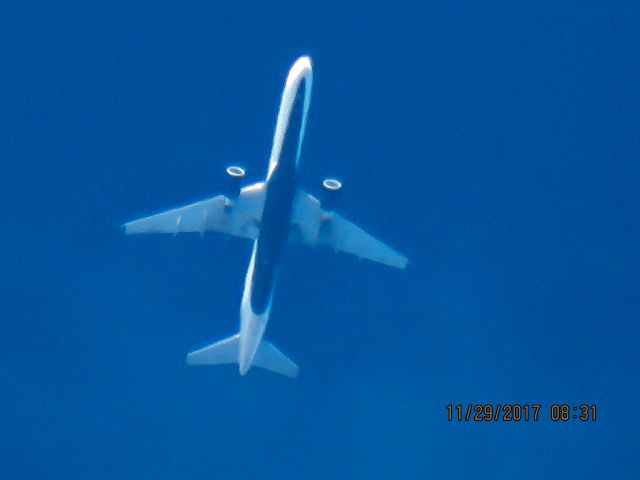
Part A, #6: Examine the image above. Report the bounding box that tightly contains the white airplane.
[124,56,407,378]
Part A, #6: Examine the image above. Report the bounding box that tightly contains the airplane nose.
[287,56,313,86]
[297,55,312,70]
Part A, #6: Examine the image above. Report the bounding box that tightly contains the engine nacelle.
[321,178,342,210]
[225,165,246,198]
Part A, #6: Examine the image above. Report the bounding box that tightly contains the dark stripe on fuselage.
[250,79,307,314]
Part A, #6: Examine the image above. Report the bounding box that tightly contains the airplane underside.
[123,56,407,377]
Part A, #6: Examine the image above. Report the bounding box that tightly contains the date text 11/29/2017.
[446,404,597,422]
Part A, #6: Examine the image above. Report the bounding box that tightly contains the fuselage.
[238,57,313,375]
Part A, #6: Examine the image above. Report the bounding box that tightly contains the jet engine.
[321,178,342,210]
[225,165,246,198]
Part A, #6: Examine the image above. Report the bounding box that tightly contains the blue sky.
[1,1,638,478]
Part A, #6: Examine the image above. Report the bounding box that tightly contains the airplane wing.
[124,182,266,240]
[290,189,408,269]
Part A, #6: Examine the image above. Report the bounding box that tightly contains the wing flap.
[290,189,407,269]
[318,211,408,269]
[124,182,265,240]
[124,196,221,235]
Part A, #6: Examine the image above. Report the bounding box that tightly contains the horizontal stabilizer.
[187,334,239,365]
[253,340,299,378]
[186,334,298,378]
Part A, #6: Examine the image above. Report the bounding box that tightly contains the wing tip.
[121,221,139,235]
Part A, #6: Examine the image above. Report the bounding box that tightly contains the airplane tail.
[186,333,299,378]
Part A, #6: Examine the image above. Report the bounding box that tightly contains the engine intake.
[322,178,342,191]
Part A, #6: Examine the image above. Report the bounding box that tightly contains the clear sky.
[1,1,638,478]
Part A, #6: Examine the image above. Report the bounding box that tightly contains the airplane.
[123,56,407,378]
